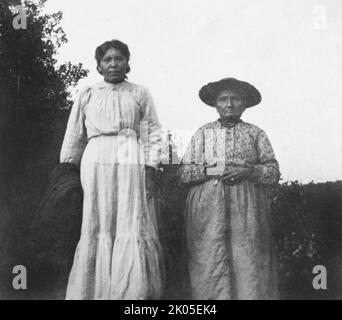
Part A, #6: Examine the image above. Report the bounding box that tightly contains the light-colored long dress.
[60,80,164,300]
[179,119,280,300]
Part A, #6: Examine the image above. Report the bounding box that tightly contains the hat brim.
[199,78,262,108]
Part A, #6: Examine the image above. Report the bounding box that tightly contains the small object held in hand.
[206,164,225,176]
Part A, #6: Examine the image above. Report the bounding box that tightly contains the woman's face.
[98,47,129,83]
[215,90,246,120]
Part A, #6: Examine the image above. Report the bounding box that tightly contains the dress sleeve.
[139,88,163,168]
[60,87,91,166]
[249,130,280,186]
[178,128,208,185]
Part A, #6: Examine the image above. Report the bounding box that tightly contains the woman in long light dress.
[179,78,280,300]
[60,40,164,300]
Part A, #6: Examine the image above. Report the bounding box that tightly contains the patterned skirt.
[184,179,279,300]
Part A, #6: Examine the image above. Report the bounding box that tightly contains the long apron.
[185,179,279,300]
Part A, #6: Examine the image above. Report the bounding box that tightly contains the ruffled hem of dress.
[65,233,165,300]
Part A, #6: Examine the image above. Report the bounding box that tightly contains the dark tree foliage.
[0,0,87,118]
[0,0,88,191]
[0,0,88,298]
[0,0,88,197]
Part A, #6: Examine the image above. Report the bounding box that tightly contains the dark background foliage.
[0,0,88,299]
[1,0,342,300]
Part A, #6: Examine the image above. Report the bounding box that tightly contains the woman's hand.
[220,166,253,185]
[145,166,156,198]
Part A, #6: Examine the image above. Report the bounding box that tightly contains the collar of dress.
[98,80,128,90]
[217,118,242,128]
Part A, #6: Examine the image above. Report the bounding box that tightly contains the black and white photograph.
[0,0,342,305]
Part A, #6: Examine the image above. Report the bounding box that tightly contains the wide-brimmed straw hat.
[199,77,262,108]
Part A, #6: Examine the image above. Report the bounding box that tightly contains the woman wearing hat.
[179,78,280,299]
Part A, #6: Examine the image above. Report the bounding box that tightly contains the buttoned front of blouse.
[180,120,280,186]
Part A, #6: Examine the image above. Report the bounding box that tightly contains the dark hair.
[95,39,131,75]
